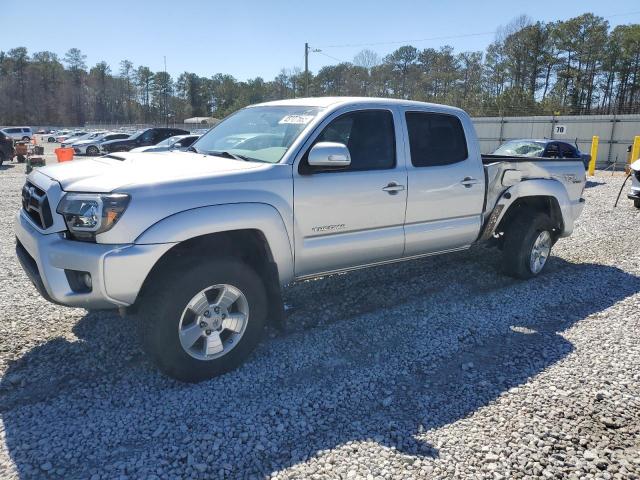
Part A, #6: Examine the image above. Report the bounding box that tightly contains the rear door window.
[559,143,578,158]
[544,143,561,158]
[405,112,468,167]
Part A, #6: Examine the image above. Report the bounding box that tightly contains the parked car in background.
[1,127,32,141]
[492,139,590,169]
[0,130,15,166]
[47,130,69,142]
[100,127,189,153]
[130,134,201,153]
[57,131,88,143]
[628,158,640,209]
[62,131,106,148]
[73,132,131,156]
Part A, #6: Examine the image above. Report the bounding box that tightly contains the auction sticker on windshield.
[278,115,315,125]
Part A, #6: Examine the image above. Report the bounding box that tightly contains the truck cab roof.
[253,96,467,114]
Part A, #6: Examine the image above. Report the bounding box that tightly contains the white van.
[1,127,33,141]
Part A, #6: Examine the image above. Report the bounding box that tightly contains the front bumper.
[628,175,640,201]
[14,211,173,309]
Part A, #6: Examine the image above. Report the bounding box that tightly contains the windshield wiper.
[207,150,256,162]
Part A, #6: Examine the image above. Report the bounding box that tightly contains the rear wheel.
[141,257,267,382]
[86,145,99,156]
[47,137,55,143]
[502,211,555,279]
[634,199,640,209]
[21,136,30,141]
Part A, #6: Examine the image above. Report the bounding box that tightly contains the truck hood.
[36,151,265,192]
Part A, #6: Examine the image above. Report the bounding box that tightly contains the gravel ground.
[0,164,639,479]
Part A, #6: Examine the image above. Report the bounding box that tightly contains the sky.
[4,0,640,81]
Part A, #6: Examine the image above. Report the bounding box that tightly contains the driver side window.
[309,109,396,172]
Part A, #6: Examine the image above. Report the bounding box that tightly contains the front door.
[293,108,407,277]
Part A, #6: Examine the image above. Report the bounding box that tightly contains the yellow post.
[630,136,640,166]
[588,135,599,177]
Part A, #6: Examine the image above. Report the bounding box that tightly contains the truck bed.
[481,154,586,225]
[481,154,574,164]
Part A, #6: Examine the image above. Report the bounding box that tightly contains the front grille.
[21,182,53,229]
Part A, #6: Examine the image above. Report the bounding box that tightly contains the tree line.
[1,12,639,126]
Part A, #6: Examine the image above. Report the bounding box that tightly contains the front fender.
[482,179,581,240]
[135,203,294,285]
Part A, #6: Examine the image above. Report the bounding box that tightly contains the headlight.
[57,193,130,241]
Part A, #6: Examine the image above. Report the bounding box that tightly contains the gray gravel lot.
[0,161,639,479]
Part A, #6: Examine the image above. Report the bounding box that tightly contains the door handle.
[460,177,479,188]
[382,182,405,194]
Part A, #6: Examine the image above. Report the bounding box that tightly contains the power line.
[603,10,640,18]
[314,10,640,51]
[314,50,345,63]
[316,31,496,49]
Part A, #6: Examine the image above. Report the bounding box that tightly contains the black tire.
[502,211,555,279]
[634,199,640,209]
[141,257,267,382]
[16,155,25,164]
[21,136,30,141]
[47,137,55,143]
[0,153,4,167]
[86,145,99,156]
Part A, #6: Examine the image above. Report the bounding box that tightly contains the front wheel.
[86,145,99,156]
[634,199,640,209]
[141,258,267,382]
[502,211,555,279]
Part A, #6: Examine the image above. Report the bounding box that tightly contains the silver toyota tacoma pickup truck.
[15,97,586,382]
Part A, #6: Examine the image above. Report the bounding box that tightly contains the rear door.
[293,107,408,277]
[401,110,485,256]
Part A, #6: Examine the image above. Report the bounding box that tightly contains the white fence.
[472,114,640,168]
[31,113,640,168]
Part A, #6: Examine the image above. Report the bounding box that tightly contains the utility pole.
[304,43,321,97]
[163,56,168,127]
[304,43,309,97]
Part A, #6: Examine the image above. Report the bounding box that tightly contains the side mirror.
[172,142,183,149]
[308,142,351,168]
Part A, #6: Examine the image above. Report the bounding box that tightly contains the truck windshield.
[494,141,546,157]
[192,106,322,163]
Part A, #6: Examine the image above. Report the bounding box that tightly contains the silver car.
[72,132,131,156]
[1,126,32,141]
